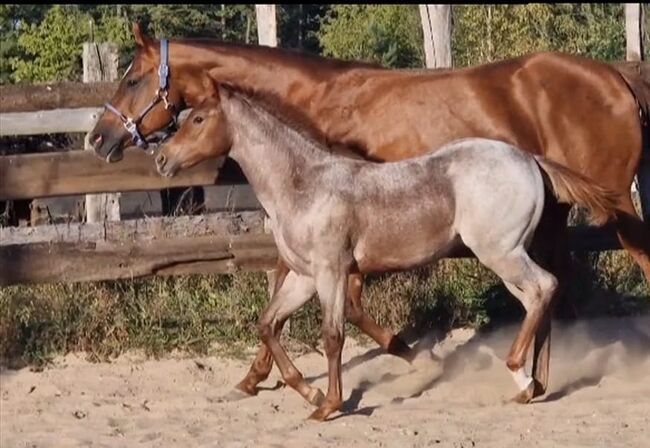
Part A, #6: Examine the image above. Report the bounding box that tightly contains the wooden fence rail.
[0,211,277,286]
[0,148,223,200]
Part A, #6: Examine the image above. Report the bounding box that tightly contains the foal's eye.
[126,78,139,88]
[193,116,204,124]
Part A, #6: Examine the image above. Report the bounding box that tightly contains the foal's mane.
[220,83,334,154]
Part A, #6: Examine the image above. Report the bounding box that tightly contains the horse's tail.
[533,156,620,226]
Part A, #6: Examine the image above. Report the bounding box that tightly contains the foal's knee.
[324,327,343,357]
[257,319,273,344]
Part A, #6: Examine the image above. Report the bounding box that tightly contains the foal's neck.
[225,96,335,219]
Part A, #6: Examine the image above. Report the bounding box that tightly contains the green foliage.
[318,5,424,68]
[278,5,330,53]
[10,5,90,82]
[2,251,646,368]
[453,4,625,67]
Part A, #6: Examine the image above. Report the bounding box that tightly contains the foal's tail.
[533,156,621,226]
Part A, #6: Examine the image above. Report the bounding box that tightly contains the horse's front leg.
[232,258,292,397]
[309,263,349,422]
[256,271,326,406]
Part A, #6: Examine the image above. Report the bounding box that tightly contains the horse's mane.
[219,83,335,154]
[178,37,384,73]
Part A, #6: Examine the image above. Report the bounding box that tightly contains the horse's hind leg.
[345,273,416,363]
[614,193,650,284]
[257,272,326,406]
[480,248,558,404]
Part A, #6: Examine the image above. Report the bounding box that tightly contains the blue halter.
[104,39,177,151]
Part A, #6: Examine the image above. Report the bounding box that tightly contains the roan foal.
[155,84,619,421]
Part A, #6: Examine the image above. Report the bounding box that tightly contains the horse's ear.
[216,82,236,100]
[133,23,153,49]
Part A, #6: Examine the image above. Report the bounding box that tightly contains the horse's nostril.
[91,133,103,146]
[156,154,166,167]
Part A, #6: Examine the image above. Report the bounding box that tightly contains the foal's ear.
[133,23,153,49]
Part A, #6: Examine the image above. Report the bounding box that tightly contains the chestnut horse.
[154,85,618,420]
[91,24,650,402]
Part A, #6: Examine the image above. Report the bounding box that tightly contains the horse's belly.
[354,229,456,273]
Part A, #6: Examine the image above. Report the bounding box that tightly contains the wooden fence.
[1,59,646,287]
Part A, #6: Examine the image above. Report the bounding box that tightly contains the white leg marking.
[511,367,533,391]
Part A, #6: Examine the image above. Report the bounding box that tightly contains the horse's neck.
[226,105,330,220]
[175,41,367,109]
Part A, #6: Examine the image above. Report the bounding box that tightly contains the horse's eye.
[193,116,204,124]
[126,78,139,88]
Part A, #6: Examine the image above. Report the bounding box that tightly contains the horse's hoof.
[307,388,326,407]
[308,405,336,422]
[510,381,535,404]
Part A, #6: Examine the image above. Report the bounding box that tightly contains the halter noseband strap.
[104,39,178,152]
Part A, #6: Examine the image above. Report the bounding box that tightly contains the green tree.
[318,5,424,68]
[10,5,90,82]
[277,5,330,54]
[0,5,49,84]
[452,4,625,67]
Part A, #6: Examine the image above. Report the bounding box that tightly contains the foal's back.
[322,138,546,273]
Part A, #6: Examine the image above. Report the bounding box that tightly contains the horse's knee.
[257,320,273,344]
[323,327,343,357]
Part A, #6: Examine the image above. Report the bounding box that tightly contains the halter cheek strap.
[104,39,178,151]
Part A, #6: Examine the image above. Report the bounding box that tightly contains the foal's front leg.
[256,272,326,406]
[309,264,349,421]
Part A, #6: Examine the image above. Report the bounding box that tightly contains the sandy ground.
[1,315,649,448]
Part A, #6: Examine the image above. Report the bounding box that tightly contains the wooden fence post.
[255,4,282,309]
[419,5,453,68]
[626,3,644,61]
[83,42,121,223]
[255,5,278,48]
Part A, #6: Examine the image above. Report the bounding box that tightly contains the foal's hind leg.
[480,248,558,404]
[530,202,571,399]
[345,273,416,363]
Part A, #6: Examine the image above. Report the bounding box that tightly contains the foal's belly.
[353,227,458,273]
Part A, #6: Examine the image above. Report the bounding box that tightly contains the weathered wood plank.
[0,108,102,136]
[0,148,224,200]
[0,211,267,245]
[0,81,119,113]
[0,108,193,137]
[0,233,278,286]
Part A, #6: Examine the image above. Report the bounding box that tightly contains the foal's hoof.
[307,388,326,407]
[510,381,535,404]
[220,387,256,402]
[533,380,547,399]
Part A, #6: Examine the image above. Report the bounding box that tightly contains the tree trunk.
[419,5,453,68]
